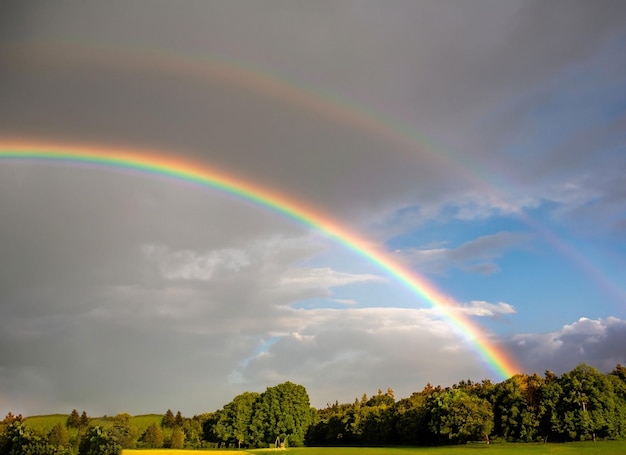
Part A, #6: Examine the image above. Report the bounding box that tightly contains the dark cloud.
[508,317,626,375]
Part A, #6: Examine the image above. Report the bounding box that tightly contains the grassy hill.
[23,413,163,435]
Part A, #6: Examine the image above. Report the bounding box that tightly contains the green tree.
[538,370,563,442]
[67,410,81,429]
[215,391,260,448]
[140,423,163,448]
[492,374,541,441]
[79,411,90,429]
[2,420,71,455]
[554,364,620,440]
[250,381,314,447]
[393,384,440,445]
[182,417,203,448]
[170,426,185,449]
[162,409,175,428]
[428,388,494,444]
[174,410,184,427]
[200,411,222,445]
[109,413,138,449]
[79,425,121,455]
[48,422,70,447]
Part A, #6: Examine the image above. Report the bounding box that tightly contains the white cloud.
[279,267,383,289]
[508,316,626,375]
[458,300,517,317]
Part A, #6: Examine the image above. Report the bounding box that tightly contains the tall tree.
[174,410,184,427]
[170,426,185,449]
[251,381,314,447]
[162,409,175,428]
[79,411,90,429]
[215,391,260,448]
[67,409,81,429]
[140,423,163,449]
[48,422,70,447]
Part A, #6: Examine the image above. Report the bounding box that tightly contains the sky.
[1,0,625,417]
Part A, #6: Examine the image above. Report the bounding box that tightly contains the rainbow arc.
[0,139,521,379]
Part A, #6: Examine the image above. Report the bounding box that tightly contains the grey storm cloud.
[507,317,626,375]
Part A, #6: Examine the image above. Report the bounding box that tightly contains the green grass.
[23,414,68,434]
[129,414,163,433]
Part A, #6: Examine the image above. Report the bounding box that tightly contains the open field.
[123,440,626,455]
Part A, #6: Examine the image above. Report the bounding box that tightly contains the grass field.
[123,440,626,455]
[23,413,163,435]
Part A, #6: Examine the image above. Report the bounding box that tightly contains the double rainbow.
[0,139,520,379]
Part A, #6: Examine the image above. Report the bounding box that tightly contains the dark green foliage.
[492,374,542,441]
[1,420,72,455]
[79,411,89,429]
[427,388,494,444]
[47,423,69,447]
[66,410,80,429]
[161,409,175,428]
[182,416,203,448]
[205,381,313,448]
[109,413,138,449]
[251,381,314,447]
[305,364,626,446]
[139,423,163,448]
[174,410,184,427]
[78,426,121,455]
[214,391,260,447]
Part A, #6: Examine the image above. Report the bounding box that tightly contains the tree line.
[1,364,626,453]
[307,364,626,446]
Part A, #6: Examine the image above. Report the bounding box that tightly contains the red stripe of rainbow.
[0,139,521,380]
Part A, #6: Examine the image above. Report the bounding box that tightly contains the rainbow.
[0,139,520,379]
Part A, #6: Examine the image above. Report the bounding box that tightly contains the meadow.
[122,440,626,455]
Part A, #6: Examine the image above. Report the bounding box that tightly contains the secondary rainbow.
[0,139,521,379]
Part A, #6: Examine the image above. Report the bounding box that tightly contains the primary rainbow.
[0,139,520,380]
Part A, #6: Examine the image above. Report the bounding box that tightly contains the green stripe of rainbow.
[0,140,520,380]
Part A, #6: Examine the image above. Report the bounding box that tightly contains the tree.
[215,391,260,448]
[554,364,620,440]
[492,374,541,441]
[250,381,314,447]
[1,419,71,455]
[162,409,175,428]
[79,411,90,429]
[110,413,138,449]
[67,410,81,429]
[174,410,184,427]
[79,425,121,455]
[428,389,494,444]
[170,426,185,449]
[393,385,438,445]
[140,423,163,448]
[48,422,70,447]
[611,364,626,383]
